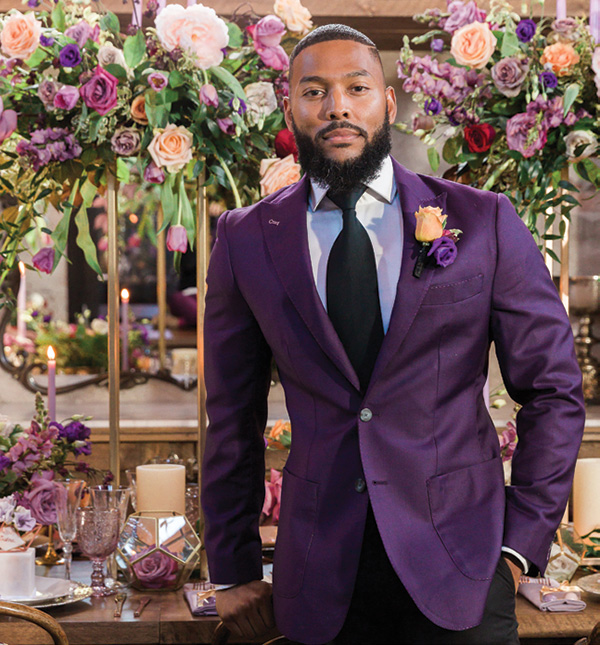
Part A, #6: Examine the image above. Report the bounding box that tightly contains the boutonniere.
[413,206,462,278]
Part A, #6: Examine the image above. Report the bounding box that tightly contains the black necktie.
[326,186,384,392]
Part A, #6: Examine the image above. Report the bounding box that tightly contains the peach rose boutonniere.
[413,206,462,278]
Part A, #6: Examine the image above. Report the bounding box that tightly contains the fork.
[114,592,127,618]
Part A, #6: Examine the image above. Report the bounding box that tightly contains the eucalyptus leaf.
[563,83,580,116]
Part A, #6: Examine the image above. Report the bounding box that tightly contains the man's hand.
[502,556,523,594]
[215,580,275,639]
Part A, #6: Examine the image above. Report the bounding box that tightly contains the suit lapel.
[368,160,447,388]
[260,177,361,391]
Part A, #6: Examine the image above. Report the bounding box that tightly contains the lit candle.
[121,288,129,372]
[591,0,600,43]
[132,0,141,28]
[136,464,186,514]
[556,0,567,19]
[47,345,56,422]
[17,261,26,339]
[573,458,600,538]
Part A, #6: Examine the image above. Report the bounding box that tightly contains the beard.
[291,111,392,193]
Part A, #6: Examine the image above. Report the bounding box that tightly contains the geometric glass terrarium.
[117,512,201,590]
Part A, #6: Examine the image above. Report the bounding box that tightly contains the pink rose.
[0,11,42,59]
[0,96,17,143]
[166,225,188,252]
[132,550,179,589]
[251,15,286,48]
[259,154,301,197]
[80,66,119,116]
[65,20,96,49]
[216,117,235,135]
[148,123,193,172]
[155,4,229,70]
[255,43,289,70]
[32,247,54,274]
[53,85,80,110]
[450,21,496,69]
[199,83,218,108]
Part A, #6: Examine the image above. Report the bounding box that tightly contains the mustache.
[317,121,367,140]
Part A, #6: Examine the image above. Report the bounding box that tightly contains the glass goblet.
[77,507,120,597]
[54,479,85,581]
[89,485,131,526]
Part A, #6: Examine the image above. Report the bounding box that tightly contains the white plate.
[575,572,600,595]
[0,577,81,604]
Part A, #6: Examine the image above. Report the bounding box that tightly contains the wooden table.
[1,561,600,645]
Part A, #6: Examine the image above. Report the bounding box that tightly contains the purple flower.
[21,476,62,525]
[148,71,168,91]
[443,1,486,34]
[431,38,444,52]
[38,79,58,107]
[166,225,188,253]
[424,97,442,115]
[516,18,536,42]
[65,20,95,49]
[0,96,17,143]
[80,66,119,116]
[32,247,54,274]
[0,454,10,471]
[59,420,91,443]
[13,506,36,532]
[506,112,547,158]
[552,18,578,38]
[143,161,165,184]
[228,97,247,115]
[427,236,457,268]
[199,84,218,108]
[53,85,79,110]
[43,314,52,323]
[27,0,40,6]
[75,461,92,473]
[59,44,82,68]
[217,117,236,135]
[491,58,529,98]
[132,550,179,589]
[40,34,54,47]
[111,127,141,156]
[255,44,289,71]
[539,71,558,89]
[251,15,286,48]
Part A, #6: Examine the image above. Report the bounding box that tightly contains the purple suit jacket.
[201,159,585,643]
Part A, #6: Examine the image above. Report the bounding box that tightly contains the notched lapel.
[260,179,361,391]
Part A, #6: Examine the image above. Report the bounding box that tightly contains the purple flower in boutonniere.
[413,206,462,278]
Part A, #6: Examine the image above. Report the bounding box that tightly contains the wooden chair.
[0,601,69,645]
[211,621,291,645]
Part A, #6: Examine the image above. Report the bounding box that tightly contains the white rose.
[565,130,598,160]
[244,82,278,126]
[90,318,109,334]
[98,43,126,68]
[29,292,45,309]
[0,415,14,438]
[274,0,313,34]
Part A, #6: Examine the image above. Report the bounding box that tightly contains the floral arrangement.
[0,493,40,551]
[0,0,311,294]
[397,0,600,247]
[413,205,462,277]
[265,418,291,450]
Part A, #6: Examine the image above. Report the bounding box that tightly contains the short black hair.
[289,24,384,78]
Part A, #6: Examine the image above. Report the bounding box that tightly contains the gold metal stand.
[156,205,167,370]
[107,170,120,486]
[35,526,64,566]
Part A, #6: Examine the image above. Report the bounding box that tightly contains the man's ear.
[385,86,397,124]
[283,96,293,131]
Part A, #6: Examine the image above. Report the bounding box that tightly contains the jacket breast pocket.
[426,457,505,580]
[273,467,320,598]
[422,273,484,306]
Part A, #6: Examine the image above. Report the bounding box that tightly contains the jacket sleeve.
[490,192,585,575]
[201,211,272,585]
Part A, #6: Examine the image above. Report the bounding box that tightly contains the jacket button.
[354,478,366,493]
[360,408,373,422]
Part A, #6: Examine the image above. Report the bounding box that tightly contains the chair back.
[0,601,69,645]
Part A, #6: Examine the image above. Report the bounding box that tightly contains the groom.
[201,25,585,644]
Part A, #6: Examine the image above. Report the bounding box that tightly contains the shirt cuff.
[501,546,530,574]
[212,583,237,591]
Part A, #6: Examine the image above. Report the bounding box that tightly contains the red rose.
[464,123,496,153]
[274,128,298,161]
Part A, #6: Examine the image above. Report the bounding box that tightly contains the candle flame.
[121,288,130,301]
[18,261,25,276]
[47,345,55,360]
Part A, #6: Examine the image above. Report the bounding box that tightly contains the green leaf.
[74,207,103,276]
[116,158,130,184]
[51,177,80,267]
[179,178,195,247]
[145,102,168,128]
[25,48,47,69]
[104,63,128,82]
[209,65,246,101]
[51,2,66,32]
[428,147,440,173]
[123,30,146,69]
[79,178,97,207]
[100,11,120,33]
[500,30,520,58]
[158,174,177,232]
[169,70,185,88]
[227,22,244,48]
[563,83,580,117]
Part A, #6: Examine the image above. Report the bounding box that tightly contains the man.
[201,25,585,645]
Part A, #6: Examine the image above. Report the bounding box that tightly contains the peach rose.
[415,206,446,242]
[270,420,291,441]
[259,154,301,197]
[130,95,148,125]
[540,42,580,76]
[0,11,42,60]
[273,0,313,35]
[148,124,193,172]
[450,21,497,69]
[154,4,229,70]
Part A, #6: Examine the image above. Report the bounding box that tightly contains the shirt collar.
[309,155,396,211]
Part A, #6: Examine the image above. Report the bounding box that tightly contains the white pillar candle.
[136,464,186,514]
[573,458,600,537]
[17,261,26,339]
[47,345,56,423]
[556,0,567,19]
[121,288,129,372]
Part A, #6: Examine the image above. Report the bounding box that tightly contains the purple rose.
[516,19,536,42]
[255,44,289,71]
[506,112,547,158]
[427,236,457,268]
[199,84,218,108]
[110,127,141,156]
[443,1,486,34]
[22,477,63,525]
[539,71,558,89]
[143,161,165,184]
[491,58,529,98]
[166,225,188,253]
[59,44,82,68]
[37,79,58,107]
[424,97,442,115]
[552,18,578,38]
[65,20,95,49]
[217,117,236,135]
[80,66,119,116]
[40,34,54,47]
[32,247,54,274]
[132,550,179,589]
[252,15,286,48]
[431,38,444,52]
[53,85,80,110]
[148,71,168,91]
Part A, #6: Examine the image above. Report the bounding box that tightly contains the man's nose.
[324,88,350,120]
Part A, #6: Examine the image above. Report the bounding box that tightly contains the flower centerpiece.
[397,0,600,247]
[0,0,311,297]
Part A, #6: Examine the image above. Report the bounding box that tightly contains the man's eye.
[304,89,323,97]
[352,85,368,92]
